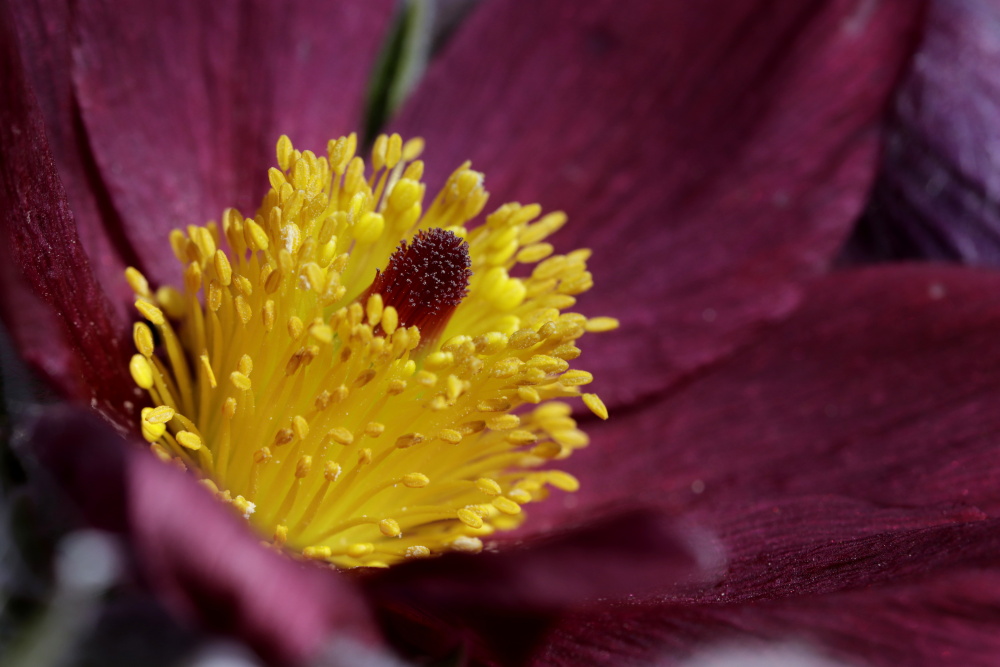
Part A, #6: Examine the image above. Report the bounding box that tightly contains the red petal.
[392,0,923,408]
[26,405,384,665]
[537,528,1000,666]
[365,509,712,664]
[545,265,1000,523]
[7,0,137,318]
[0,3,136,422]
[73,0,394,288]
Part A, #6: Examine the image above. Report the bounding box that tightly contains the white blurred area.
[679,642,857,667]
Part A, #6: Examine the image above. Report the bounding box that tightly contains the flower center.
[126,133,614,567]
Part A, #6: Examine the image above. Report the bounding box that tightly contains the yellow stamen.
[126,134,612,567]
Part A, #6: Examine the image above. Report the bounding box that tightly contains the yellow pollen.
[126,134,613,567]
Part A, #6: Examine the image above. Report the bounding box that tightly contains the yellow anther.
[358,448,373,465]
[457,508,484,529]
[547,471,580,492]
[381,306,399,335]
[295,455,313,478]
[234,295,252,324]
[273,524,289,546]
[273,429,295,447]
[125,267,151,298]
[487,414,520,431]
[448,536,483,554]
[324,462,343,482]
[292,415,310,440]
[366,293,383,327]
[223,398,237,419]
[176,431,202,451]
[585,316,619,332]
[346,542,373,558]
[402,473,430,488]
[405,546,431,558]
[230,372,252,391]
[560,370,594,386]
[133,322,155,357]
[475,478,502,496]
[303,546,333,560]
[378,518,401,537]
[146,405,175,424]
[287,316,304,340]
[326,427,354,446]
[438,429,463,445]
[237,354,253,376]
[508,328,541,350]
[583,393,609,420]
[395,433,424,449]
[476,398,511,413]
[492,497,521,515]
[129,354,154,389]
[213,249,232,286]
[355,211,385,244]
[134,300,164,326]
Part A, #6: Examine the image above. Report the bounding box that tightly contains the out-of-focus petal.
[537,546,1000,666]
[0,2,135,421]
[845,0,1000,266]
[24,405,384,665]
[393,0,923,408]
[73,0,394,288]
[542,265,1000,523]
[365,509,715,664]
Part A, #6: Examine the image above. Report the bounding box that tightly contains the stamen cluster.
[127,133,614,567]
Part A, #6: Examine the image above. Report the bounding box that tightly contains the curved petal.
[73,0,395,288]
[0,1,135,422]
[540,264,1000,526]
[537,564,1000,666]
[365,509,712,664]
[24,405,384,665]
[6,0,136,319]
[845,0,1000,266]
[392,0,923,408]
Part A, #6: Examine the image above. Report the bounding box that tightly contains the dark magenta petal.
[26,405,384,665]
[536,527,1000,666]
[392,0,923,408]
[73,0,394,288]
[541,264,1000,525]
[846,0,1000,266]
[365,509,712,663]
[0,2,136,423]
[6,0,137,319]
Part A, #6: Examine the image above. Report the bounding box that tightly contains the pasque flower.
[5,0,999,665]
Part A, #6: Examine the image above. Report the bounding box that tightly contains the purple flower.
[6,1,992,666]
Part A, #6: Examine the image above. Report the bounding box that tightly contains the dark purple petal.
[73,0,394,288]
[393,0,923,409]
[536,265,1000,525]
[845,0,1000,266]
[536,543,1000,666]
[0,1,136,423]
[365,509,713,664]
[7,0,137,319]
[25,405,384,665]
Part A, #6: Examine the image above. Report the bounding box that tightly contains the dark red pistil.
[366,228,472,345]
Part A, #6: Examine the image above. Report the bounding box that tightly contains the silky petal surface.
[6,0,138,319]
[538,564,1000,666]
[541,264,1000,525]
[392,0,923,408]
[73,0,394,289]
[365,510,712,664]
[0,2,136,419]
[25,405,383,665]
[846,0,1000,266]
